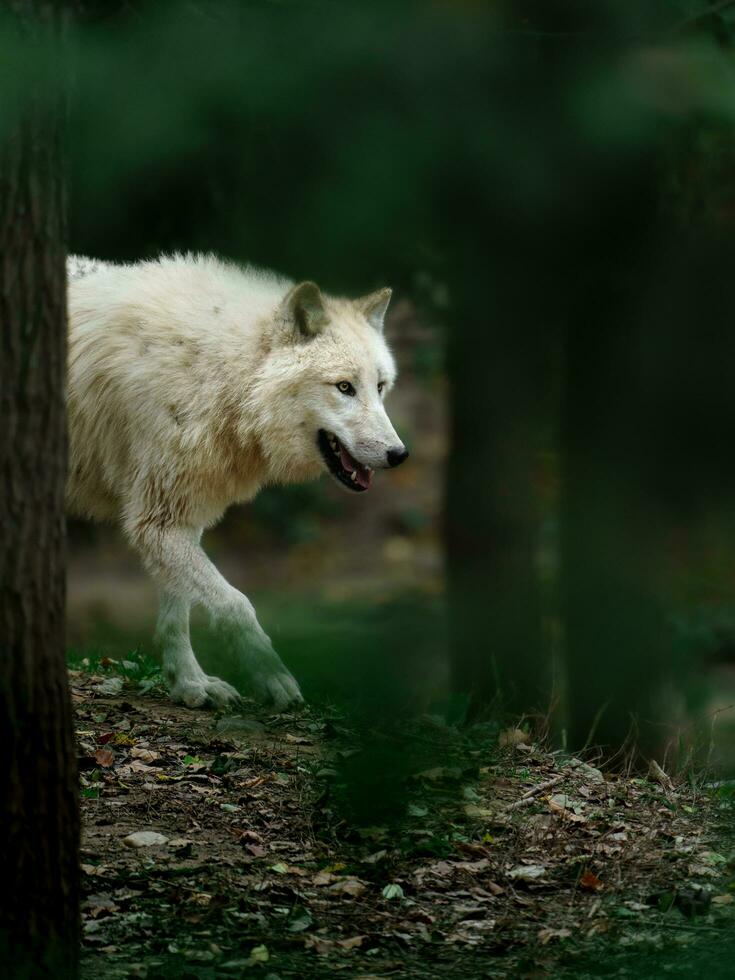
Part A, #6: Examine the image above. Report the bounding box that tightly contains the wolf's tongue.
[339,444,372,489]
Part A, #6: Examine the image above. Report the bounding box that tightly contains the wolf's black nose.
[387,447,409,468]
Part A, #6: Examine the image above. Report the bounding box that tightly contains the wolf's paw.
[169,673,241,710]
[252,668,304,711]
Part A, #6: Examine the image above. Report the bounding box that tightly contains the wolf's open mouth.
[317,429,372,492]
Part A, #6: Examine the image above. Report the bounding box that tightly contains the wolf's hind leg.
[155,591,241,709]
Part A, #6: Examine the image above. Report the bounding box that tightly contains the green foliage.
[248,482,335,545]
[67,646,164,694]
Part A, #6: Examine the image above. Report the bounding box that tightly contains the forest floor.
[71,654,735,980]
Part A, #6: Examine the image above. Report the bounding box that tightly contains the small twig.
[506,773,564,810]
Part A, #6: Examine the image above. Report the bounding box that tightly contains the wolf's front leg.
[130,521,303,710]
[155,592,241,709]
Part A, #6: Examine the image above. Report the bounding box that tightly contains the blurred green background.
[24,0,735,771]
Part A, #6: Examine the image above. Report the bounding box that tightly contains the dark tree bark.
[446,247,550,720]
[0,4,79,977]
[560,292,668,757]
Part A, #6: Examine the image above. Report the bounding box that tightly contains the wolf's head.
[253,281,408,491]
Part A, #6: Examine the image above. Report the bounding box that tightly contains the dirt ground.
[70,656,735,980]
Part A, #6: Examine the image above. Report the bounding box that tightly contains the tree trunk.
[0,4,79,977]
[446,251,549,720]
[561,310,667,757]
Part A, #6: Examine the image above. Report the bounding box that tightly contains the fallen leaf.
[508,864,546,881]
[81,864,107,877]
[83,894,119,918]
[548,795,587,823]
[408,803,429,817]
[498,728,529,748]
[94,748,115,768]
[329,878,367,898]
[286,907,313,932]
[455,859,491,874]
[312,871,338,886]
[566,758,605,783]
[129,760,156,773]
[123,831,169,848]
[93,677,124,696]
[188,892,212,906]
[269,862,308,876]
[464,804,495,819]
[131,747,159,763]
[382,883,404,900]
[579,869,603,892]
[712,894,734,906]
[247,945,269,965]
[184,949,215,963]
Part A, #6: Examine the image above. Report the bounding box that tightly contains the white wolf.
[66,253,408,710]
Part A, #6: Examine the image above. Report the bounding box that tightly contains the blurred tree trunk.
[446,251,549,719]
[557,162,673,759]
[0,4,79,977]
[560,304,667,757]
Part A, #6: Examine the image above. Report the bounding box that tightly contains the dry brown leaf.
[498,728,529,748]
[188,892,212,906]
[303,936,333,955]
[95,748,114,768]
[329,878,367,898]
[81,864,108,877]
[230,828,261,842]
[312,871,339,886]
[579,869,603,892]
[129,760,157,773]
[454,859,491,874]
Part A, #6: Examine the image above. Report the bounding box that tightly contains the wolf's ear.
[281,281,329,339]
[356,287,392,333]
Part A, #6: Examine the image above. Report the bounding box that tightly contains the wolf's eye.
[377,381,385,394]
[337,381,356,396]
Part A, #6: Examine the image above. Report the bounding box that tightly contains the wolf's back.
[66,254,111,282]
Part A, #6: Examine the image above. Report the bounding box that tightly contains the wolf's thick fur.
[66,254,406,709]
